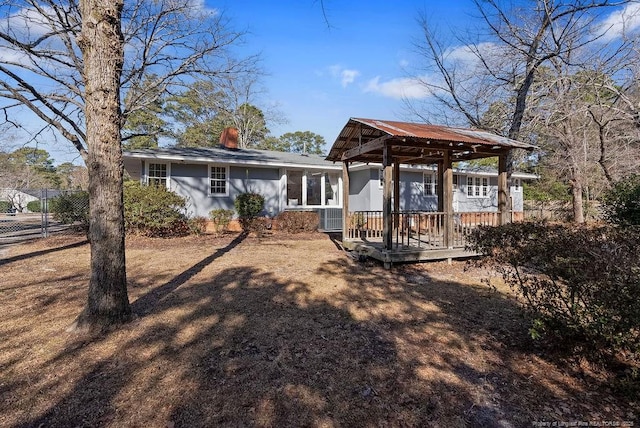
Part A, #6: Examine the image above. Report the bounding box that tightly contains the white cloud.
[0,46,29,65]
[327,64,360,87]
[445,42,500,65]
[597,3,640,41]
[184,0,219,16]
[364,76,431,99]
[340,69,360,87]
[1,5,61,39]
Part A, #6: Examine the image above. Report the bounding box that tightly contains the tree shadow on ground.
[0,239,88,267]
[131,232,247,316]
[14,240,634,427]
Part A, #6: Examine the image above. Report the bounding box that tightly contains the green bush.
[209,209,234,234]
[276,211,319,233]
[50,192,89,228]
[601,174,640,226]
[27,200,41,212]
[123,181,189,237]
[234,192,265,231]
[467,221,640,358]
[0,201,10,213]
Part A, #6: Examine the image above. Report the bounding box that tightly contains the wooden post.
[443,151,453,248]
[498,153,509,225]
[383,143,393,250]
[393,160,400,229]
[342,161,350,241]
[437,160,444,212]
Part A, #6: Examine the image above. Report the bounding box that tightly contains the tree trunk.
[570,175,585,224]
[75,0,131,329]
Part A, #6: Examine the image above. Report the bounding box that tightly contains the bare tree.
[410,0,637,222]
[584,65,640,184]
[412,0,629,140]
[0,0,254,329]
[213,74,286,148]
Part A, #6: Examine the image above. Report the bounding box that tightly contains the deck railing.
[346,210,501,249]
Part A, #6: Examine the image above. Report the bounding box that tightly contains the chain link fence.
[0,189,89,245]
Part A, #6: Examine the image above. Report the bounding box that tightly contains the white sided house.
[123,145,345,229]
[346,164,534,222]
[123,134,534,234]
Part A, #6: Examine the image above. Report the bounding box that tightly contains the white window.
[378,168,395,189]
[467,176,489,198]
[467,176,474,197]
[324,173,340,206]
[286,170,339,207]
[423,173,437,196]
[307,172,322,205]
[209,165,228,196]
[287,170,303,205]
[147,163,169,188]
[512,178,522,192]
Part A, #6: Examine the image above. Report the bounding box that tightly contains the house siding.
[399,170,437,211]
[169,163,210,217]
[168,163,281,218]
[229,166,280,216]
[361,168,525,213]
[348,169,371,211]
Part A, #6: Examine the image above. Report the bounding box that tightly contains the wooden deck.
[343,237,479,268]
[343,211,497,268]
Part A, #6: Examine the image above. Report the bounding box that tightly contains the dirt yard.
[0,232,637,427]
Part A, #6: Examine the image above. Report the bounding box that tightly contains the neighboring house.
[0,188,64,212]
[123,143,535,229]
[1,189,40,212]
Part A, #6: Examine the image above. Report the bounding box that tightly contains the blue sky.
[4,1,638,164]
[215,0,474,151]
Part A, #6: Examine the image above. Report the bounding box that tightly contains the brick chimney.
[219,127,239,149]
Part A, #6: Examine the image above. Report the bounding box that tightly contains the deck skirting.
[343,238,479,268]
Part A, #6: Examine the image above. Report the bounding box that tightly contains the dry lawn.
[0,232,637,427]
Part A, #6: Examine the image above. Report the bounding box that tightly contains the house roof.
[124,146,341,170]
[326,118,537,164]
[123,146,537,180]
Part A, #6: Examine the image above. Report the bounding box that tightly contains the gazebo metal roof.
[326,118,536,164]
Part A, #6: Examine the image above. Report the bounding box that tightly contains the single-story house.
[0,188,64,213]
[1,189,39,212]
[123,145,344,228]
[123,135,535,231]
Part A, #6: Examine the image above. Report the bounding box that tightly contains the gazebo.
[325,118,536,268]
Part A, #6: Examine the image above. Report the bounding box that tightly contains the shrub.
[601,174,640,226]
[467,221,640,358]
[27,200,41,212]
[123,181,189,237]
[0,201,10,213]
[188,217,208,236]
[50,192,89,229]
[245,217,270,236]
[234,192,264,231]
[209,209,234,234]
[276,211,319,233]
